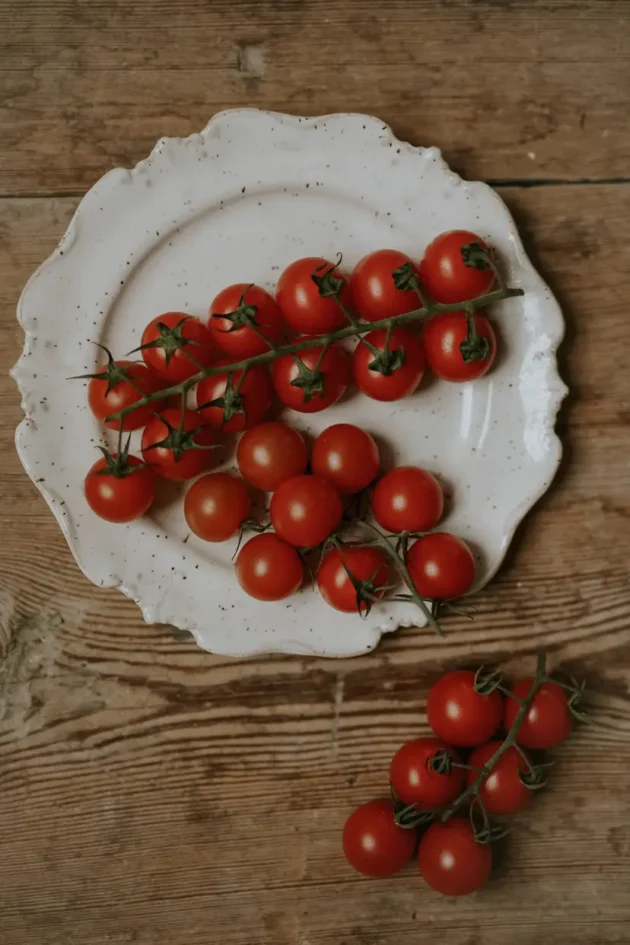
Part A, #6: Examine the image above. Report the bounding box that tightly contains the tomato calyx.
[473,665,505,696]
[133,316,200,367]
[360,335,406,377]
[459,309,492,363]
[143,414,217,464]
[311,255,345,299]
[289,353,326,402]
[390,784,437,830]
[94,438,147,479]
[211,285,260,333]
[460,240,493,272]
[198,372,246,424]
[392,260,421,294]
[70,344,144,394]
[325,537,392,619]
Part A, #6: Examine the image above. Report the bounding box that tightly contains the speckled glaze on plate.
[12,109,567,658]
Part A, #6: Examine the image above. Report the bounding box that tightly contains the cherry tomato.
[372,466,443,533]
[342,799,416,878]
[184,473,251,542]
[87,359,167,432]
[467,742,532,815]
[140,313,215,384]
[419,230,495,304]
[423,311,497,382]
[504,679,572,749]
[235,533,304,601]
[276,256,350,334]
[272,342,350,414]
[317,545,390,614]
[350,249,421,322]
[418,818,492,896]
[208,283,284,358]
[352,328,425,402]
[427,670,503,747]
[311,423,380,493]
[390,737,464,808]
[270,474,342,548]
[407,533,475,600]
[141,408,216,481]
[196,363,271,432]
[84,454,155,523]
[236,422,308,492]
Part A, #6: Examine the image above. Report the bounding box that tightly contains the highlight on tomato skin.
[235,533,304,602]
[342,799,416,878]
[504,679,572,749]
[184,472,251,542]
[236,422,308,492]
[270,474,343,549]
[423,311,497,383]
[372,466,443,534]
[419,230,496,304]
[418,817,492,896]
[311,423,380,494]
[276,256,351,335]
[406,532,475,601]
[466,742,533,816]
[390,736,464,808]
[350,249,421,322]
[427,670,503,747]
[84,454,155,524]
[317,545,390,614]
[208,283,284,359]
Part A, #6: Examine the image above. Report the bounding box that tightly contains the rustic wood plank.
[1,0,629,195]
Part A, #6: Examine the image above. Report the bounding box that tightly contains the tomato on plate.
[427,670,503,747]
[235,533,304,601]
[141,408,217,481]
[419,230,495,304]
[423,311,497,382]
[272,341,350,413]
[140,312,215,384]
[311,423,380,493]
[276,256,350,334]
[237,421,308,492]
[208,283,284,358]
[372,466,443,533]
[86,357,168,431]
[350,249,421,322]
[84,452,155,523]
[504,679,572,749]
[418,818,492,896]
[270,474,342,548]
[352,328,425,401]
[390,737,464,808]
[197,363,272,431]
[407,533,475,600]
[184,472,251,542]
[317,545,390,614]
[467,742,532,815]
[343,799,416,878]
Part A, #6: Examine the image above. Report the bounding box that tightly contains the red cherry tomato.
[418,818,492,896]
[196,363,271,432]
[407,533,475,600]
[141,408,216,481]
[342,799,416,878]
[236,422,308,492]
[140,313,215,384]
[390,737,464,808]
[352,328,425,401]
[419,230,495,304]
[87,359,167,431]
[84,454,155,523]
[317,545,390,614]
[372,466,443,533]
[208,283,284,358]
[467,742,532,815]
[423,312,497,383]
[235,533,304,601]
[276,256,350,334]
[311,423,380,493]
[270,474,342,548]
[350,249,421,322]
[184,473,251,542]
[427,670,503,747]
[272,341,349,414]
[504,679,572,749]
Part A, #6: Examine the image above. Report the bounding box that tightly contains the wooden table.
[1,2,629,942]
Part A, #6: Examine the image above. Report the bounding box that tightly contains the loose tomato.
[467,742,532,815]
[236,422,308,492]
[84,453,155,523]
[407,533,475,600]
[141,408,217,481]
[208,283,284,358]
[352,328,425,401]
[350,249,421,322]
[276,256,350,334]
[504,679,572,749]
[196,363,272,431]
[311,423,380,493]
[390,737,464,808]
[270,474,342,548]
[235,533,304,601]
[372,466,443,533]
[317,545,390,614]
[427,670,503,747]
[423,311,497,382]
[418,818,492,896]
[184,472,251,542]
[419,230,495,304]
[86,358,167,431]
[271,341,349,413]
[140,312,215,384]
[343,799,416,878]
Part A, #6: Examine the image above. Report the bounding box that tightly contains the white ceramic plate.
[12,109,566,658]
